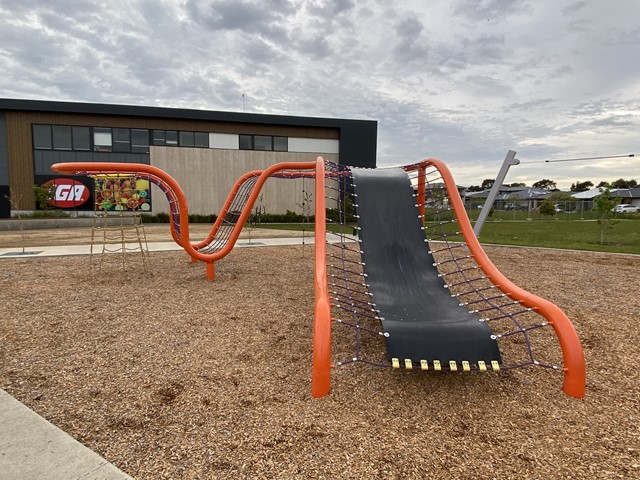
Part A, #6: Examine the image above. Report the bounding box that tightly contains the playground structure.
[51,157,585,399]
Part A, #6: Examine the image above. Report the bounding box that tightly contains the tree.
[539,199,556,216]
[532,179,557,191]
[481,179,495,190]
[508,182,526,187]
[610,178,638,189]
[466,185,483,192]
[596,181,610,188]
[594,188,619,245]
[570,180,594,192]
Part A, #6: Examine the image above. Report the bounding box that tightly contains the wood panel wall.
[150,147,339,216]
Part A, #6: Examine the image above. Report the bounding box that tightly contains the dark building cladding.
[0,98,377,218]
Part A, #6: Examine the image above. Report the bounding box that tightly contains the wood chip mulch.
[1,245,638,479]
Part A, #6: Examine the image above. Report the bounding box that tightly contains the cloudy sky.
[0,0,638,188]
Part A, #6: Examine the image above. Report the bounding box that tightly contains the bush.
[141,212,171,223]
[539,199,556,216]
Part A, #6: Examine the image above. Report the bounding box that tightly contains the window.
[239,135,252,150]
[165,130,178,146]
[179,131,194,147]
[94,127,113,152]
[254,135,272,151]
[72,127,90,150]
[113,128,131,152]
[52,126,72,150]
[131,129,150,153]
[239,134,288,151]
[33,125,52,149]
[153,130,166,146]
[195,132,209,148]
[273,136,288,152]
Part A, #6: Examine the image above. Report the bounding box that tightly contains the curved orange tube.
[192,170,261,250]
[52,161,317,280]
[408,158,586,399]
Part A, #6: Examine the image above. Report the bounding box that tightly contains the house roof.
[464,186,549,199]
[571,188,606,199]
[572,187,637,199]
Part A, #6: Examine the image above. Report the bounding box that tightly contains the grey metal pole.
[473,150,520,237]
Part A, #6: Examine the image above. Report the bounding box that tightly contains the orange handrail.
[407,158,586,399]
[312,157,331,397]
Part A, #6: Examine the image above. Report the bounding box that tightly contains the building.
[0,98,377,218]
[464,185,551,210]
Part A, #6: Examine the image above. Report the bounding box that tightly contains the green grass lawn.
[253,219,640,255]
[475,219,640,254]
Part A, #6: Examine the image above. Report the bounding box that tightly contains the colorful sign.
[94,176,151,212]
[43,178,91,208]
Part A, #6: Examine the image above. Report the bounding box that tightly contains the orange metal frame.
[405,158,586,399]
[52,157,584,399]
[51,160,322,281]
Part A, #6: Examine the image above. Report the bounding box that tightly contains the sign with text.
[42,178,91,209]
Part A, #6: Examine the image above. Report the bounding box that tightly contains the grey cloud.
[292,35,332,58]
[308,0,355,18]
[394,17,429,63]
[454,0,532,21]
[184,0,291,43]
[510,98,556,111]
[600,26,640,47]
[562,1,587,16]
[461,34,506,62]
[588,116,635,128]
[569,100,617,117]
[551,65,574,77]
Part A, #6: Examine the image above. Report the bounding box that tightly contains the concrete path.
[0,389,133,480]
[0,235,350,259]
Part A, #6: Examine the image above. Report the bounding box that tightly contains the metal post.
[473,150,520,237]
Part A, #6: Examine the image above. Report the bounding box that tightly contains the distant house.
[571,187,640,208]
[610,187,640,207]
[463,185,550,210]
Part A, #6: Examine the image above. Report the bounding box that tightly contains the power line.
[519,153,635,164]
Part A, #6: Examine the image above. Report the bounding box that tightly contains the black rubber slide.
[351,167,502,366]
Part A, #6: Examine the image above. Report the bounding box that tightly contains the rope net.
[324,160,564,374]
[197,175,259,254]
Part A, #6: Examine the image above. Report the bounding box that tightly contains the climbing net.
[196,175,260,254]
[324,160,564,374]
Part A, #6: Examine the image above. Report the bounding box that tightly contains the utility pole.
[473,150,520,237]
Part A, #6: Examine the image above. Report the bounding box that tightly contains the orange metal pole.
[205,261,215,281]
[311,156,331,398]
[418,158,586,399]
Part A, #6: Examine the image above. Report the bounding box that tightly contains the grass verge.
[254,220,639,255]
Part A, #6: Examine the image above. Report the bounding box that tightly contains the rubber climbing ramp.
[351,167,502,368]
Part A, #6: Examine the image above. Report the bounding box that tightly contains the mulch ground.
[1,243,638,479]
